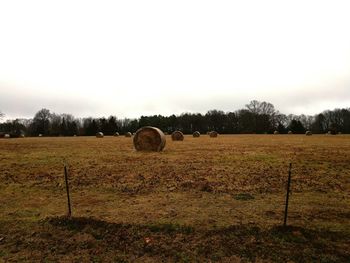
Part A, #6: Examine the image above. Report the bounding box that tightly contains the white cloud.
[0,0,349,119]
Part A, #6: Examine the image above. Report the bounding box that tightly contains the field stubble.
[0,135,349,262]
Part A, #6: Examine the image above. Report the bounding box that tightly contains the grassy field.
[0,135,349,262]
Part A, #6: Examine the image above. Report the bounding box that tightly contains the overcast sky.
[1,0,349,120]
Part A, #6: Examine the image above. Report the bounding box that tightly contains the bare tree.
[245,100,261,114]
[245,100,277,133]
[246,100,276,116]
[31,108,52,135]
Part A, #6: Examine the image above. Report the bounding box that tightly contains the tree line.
[1,100,349,137]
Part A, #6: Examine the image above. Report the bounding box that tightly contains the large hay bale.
[274,131,279,135]
[96,132,104,138]
[288,131,293,134]
[114,132,120,137]
[193,131,200,137]
[305,131,312,136]
[209,131,218,137]
[133,126,166,152]
[20,134,25,138]
[4,134,10,138]
[38,134,43,137]
[125,132,132,137]
[171,131,184,141]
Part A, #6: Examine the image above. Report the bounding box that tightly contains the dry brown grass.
[0,135,349,262]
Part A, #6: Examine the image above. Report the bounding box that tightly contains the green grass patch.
[233,193,255,200]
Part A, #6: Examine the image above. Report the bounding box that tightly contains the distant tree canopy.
[1,101,349,136]
[288,120,306,134]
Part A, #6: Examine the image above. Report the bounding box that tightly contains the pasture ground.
[0,135,349,262]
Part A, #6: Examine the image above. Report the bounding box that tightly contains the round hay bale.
[209,131,218,137]
[96,132,104,138]
[193,131,200,138]
[273,131,279,135]
[305,131,312,136]
[20,134,25,138]
[133,126,166,152]
[288,131,293,134]
[114,132,120,137]
[171,131,184,141]
[38,134,43,137]
[4,134,10,138]
[125,132,132,137]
